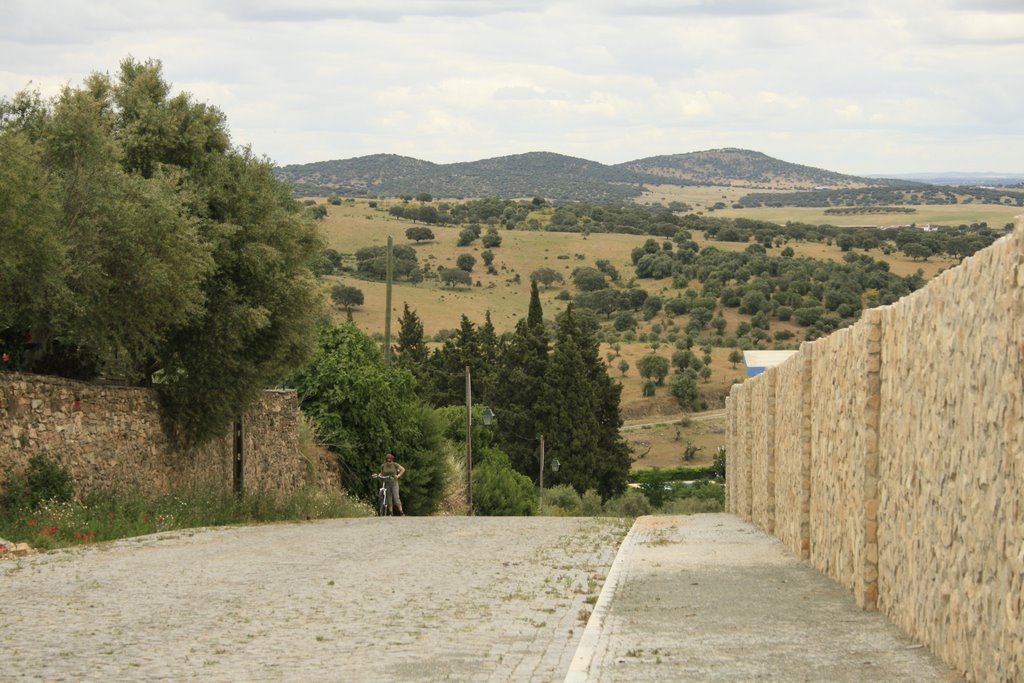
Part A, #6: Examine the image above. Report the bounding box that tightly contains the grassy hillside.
[616,148,877,189]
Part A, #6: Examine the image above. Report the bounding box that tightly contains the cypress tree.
[492,281,550,478]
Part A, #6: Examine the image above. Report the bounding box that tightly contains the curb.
[563,516,642,682]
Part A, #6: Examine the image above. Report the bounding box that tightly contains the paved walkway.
[0,516,625,682]
[1,514,962,682]
[567,514,963,682]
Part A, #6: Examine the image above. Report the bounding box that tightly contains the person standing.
[379,453,405,515]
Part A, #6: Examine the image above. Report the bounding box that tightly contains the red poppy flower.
[1,353,9,362]
[27,519,36,526]
[144,515,151,521]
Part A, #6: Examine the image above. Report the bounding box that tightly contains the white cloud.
[1,0,1021,173]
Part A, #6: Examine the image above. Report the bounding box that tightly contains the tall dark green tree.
[538,305,630,499]
[491,281,550,478]
[423,315,485,407]
[394,303,429,388]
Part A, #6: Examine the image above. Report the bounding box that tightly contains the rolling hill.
[274,148,891,200]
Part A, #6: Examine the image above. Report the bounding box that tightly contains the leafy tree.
[613,310,637,331]
[414,192,433,202]
[669,372,701,410]
[481,250,495,266]
[1,58,323,443]
[405,226,435,243]
[617,359,629,376]
[314,248,344,276]
[456,254,476,272]
[481,227,502,248]
[330,284,364,312]
[308,204,328,220]
[457,228,478,246]
[530,267,564,288]
[728,348,744,369]
[440,268,472,288]
[571,267,608,292]
[637,353,670,385]
[355,245,419,280]
[292,324,448,513]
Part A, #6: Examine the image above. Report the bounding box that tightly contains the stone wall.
[0,373,338,499]
[726,224,1024,681]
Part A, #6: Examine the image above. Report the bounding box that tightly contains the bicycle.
[372,473,397,517]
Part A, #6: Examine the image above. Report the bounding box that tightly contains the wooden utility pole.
[465,365,473,515]
[383,235,393,365]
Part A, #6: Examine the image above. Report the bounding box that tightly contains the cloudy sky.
[2,0,1022,175]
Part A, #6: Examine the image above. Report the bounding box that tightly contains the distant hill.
[275,151,658,202]
[616,148,880,189]
[274,148,900,200]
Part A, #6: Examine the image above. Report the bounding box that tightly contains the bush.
[473,451,535,516]
[544,484,581,515]
[1,453,74,511]
[580,489,603,516]
[603,490,652,517]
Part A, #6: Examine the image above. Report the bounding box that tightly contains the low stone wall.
[726,224,1024,681]
[0,373,338,499]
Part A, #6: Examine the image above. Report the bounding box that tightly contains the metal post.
[539,433,545,515]
[465,365,473,515]
[383,235,393,365]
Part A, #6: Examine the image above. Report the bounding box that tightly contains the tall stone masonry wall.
[726,224,1023,682]
[0,374,339,499]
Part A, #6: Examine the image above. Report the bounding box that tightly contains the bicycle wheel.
[378,487,388,517]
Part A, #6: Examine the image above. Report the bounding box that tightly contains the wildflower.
[108,512,115,520]
[73,400,81,408]
[74,532,81,539]
[24,334,32,342]
[89,531,95,539]
[143,515,151,522]
[27,518,36,526]
[1,353,8,362]
[0,543,6,552]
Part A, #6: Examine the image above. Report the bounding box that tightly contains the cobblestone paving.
[0,516,627,682]
[568,514,964,683]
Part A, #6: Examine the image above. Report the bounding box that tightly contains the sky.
[2,0,1023,175]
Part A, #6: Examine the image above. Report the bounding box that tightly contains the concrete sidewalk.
[567,514,963,682]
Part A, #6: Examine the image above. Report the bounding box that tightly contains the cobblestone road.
[0,516,627,682]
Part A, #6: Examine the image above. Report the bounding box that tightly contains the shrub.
[1,453,74,511]
[544,484,581,515]
[603,490,652,517]
[473,451,535,516]
[580,489,603,516]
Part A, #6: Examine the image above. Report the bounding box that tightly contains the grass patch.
[0,484,371,551]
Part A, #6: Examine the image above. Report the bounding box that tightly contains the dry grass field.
[638,184,1022,234]
[309,195,990,466]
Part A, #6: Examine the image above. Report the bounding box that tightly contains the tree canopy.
[0,58,323,443]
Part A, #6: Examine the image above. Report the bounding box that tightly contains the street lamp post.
[538,435,561,515]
